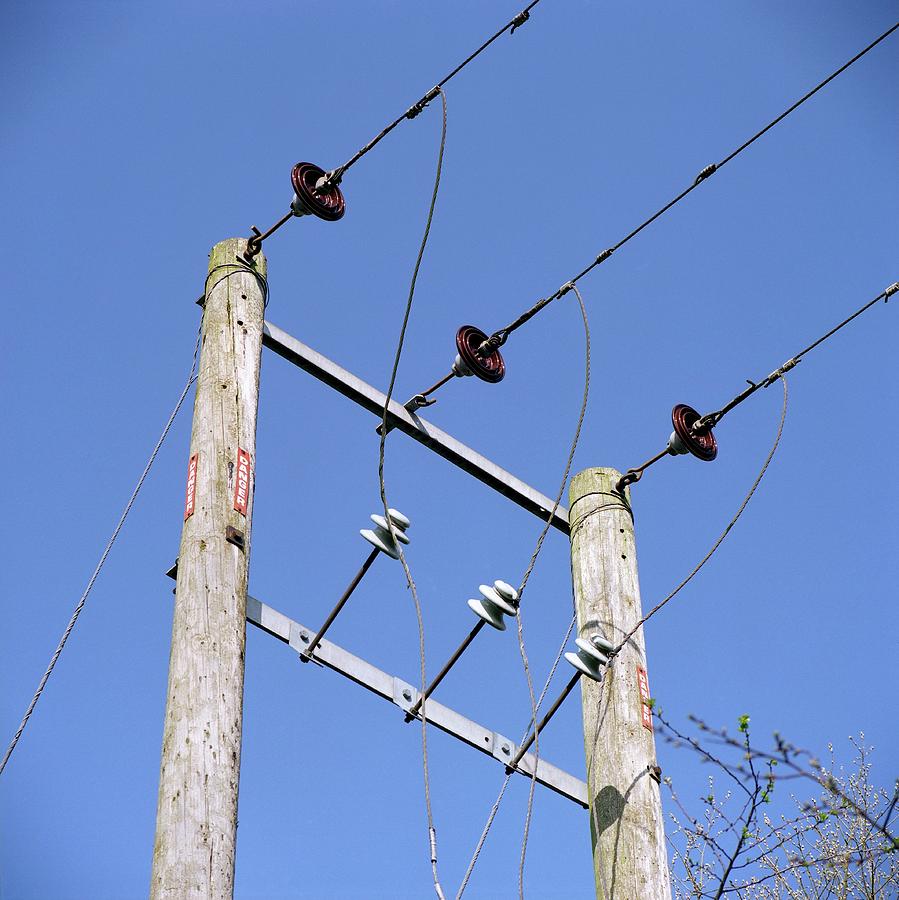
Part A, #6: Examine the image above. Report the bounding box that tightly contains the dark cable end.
[694,163,717,184]
[510,9,530,33]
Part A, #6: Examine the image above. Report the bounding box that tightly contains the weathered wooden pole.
[151,238,266,899]
[568,467,669,900]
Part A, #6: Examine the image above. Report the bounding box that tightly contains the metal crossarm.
[247,594,587,808]
[262,321,570,534]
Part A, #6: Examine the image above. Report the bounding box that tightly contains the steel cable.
[0,317,206,777]
[482,22,899,352]
[376,87,448,900]
[457,283,590,897]
[322,2,541,188]
[615,375,789,656]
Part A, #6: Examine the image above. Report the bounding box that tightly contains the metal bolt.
[300,632,310,644]
[502,744,510,755]
[402,688,412,701]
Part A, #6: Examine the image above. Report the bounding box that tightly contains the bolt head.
[502,744,511,755]
[402,688,412,701]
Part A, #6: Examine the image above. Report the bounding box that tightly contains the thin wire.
[515,284,590,897]
[376,88,448,900]
[0,321,204,778]
[456,283,590,897]
[326,2,540,184]
[614,376,789,656]
[696,282,896,431]
[455,613,575,899]
[485,22,899,348]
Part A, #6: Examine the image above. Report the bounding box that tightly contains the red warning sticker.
[233,448,251,516]
[637,665,653,731]
[183,453,198,521]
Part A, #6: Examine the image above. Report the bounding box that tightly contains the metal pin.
[506,672,581,772]
[302,508,411,661]
[405,621,484,721]
[406,580,517,721]
[300,548,379,661]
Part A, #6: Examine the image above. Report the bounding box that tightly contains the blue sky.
[1,2,897,898]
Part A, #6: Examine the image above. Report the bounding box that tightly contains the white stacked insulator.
[360,508,411,560]
[565,634,614,682]
[467,580,519,631]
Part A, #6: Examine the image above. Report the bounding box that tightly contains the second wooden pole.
[568,467,669,900]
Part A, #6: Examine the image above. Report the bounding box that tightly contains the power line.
[376,87,448,900]
[693,281,899,433]
[454,283,590,897]
[476,22,899,356]
[618,281,896,490]
[0,317,206,778]
[614,376,789,656]
[244,2,541,257]
[320,2,541,189]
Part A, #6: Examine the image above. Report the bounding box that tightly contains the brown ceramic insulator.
[671,404,718,461]
[290,162,346,222]
[456,325,506,383]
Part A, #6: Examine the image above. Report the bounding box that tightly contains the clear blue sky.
[1,2,896,898]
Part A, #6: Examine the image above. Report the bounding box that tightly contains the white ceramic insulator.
[479,585,517,617]
[360,528,399,559]
[468,597,506,630]
[360,507,411,560]
[565,651,604,682]
[493,580,519,604]
[589,633,614,655]
[575,637,609,666]
[386,508,411,530]
[370,514,410,544]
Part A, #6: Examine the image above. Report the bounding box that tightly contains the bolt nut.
[502,744,511,755]
[402,688,413,701]
[300,632,310,643]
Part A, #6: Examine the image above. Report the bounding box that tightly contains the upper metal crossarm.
[262,321,569,534]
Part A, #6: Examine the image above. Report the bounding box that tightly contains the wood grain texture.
[151,239,266,899]
[569,467,670,900]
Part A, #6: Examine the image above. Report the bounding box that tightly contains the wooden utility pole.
[568,467,669,900]
[151,238,266,899]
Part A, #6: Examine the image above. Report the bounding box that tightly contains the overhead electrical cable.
[514,284,590,898]
[475,22,899,357]
[0,311,212,777]
[455,282,590,897]
[618,281,897,490]
[318,1,541,190]
[613,376,789,657]
[244,2,541,256]
[376,87,449,900]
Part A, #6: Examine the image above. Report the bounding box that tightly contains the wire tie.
[694,163,718,184]
[406,86,440,120]
[406,393,436,410]
[557,281,575,298]
[315,167,344,194]
[764,357,798,386]
[510,9,530,33]
[884,281,899,301]
[595,247,614,265]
